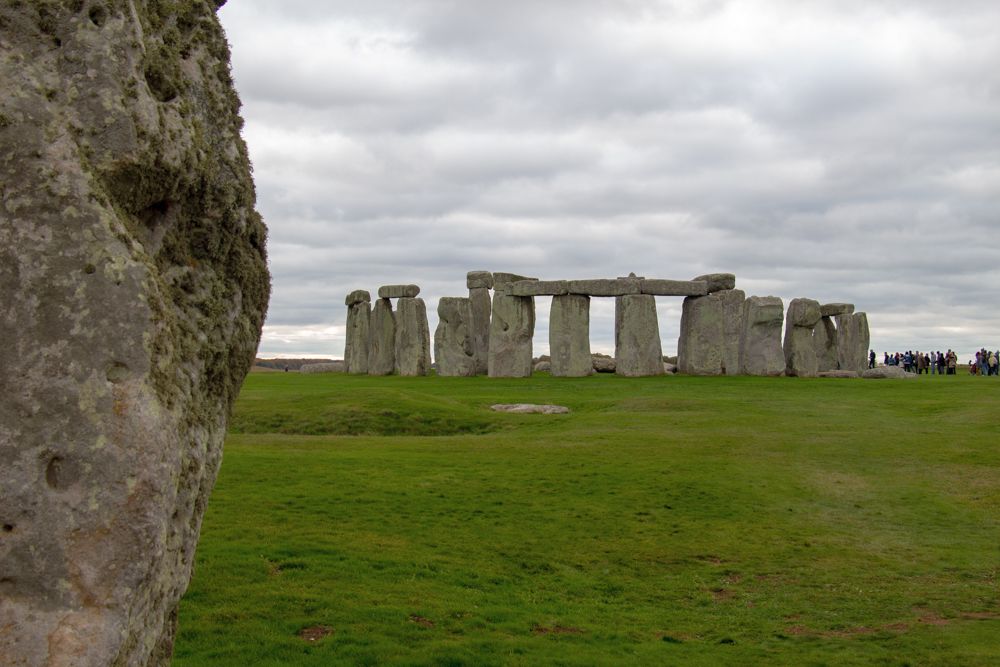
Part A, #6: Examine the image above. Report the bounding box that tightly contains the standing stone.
[739,297,785,376]
[836,312,870,374]
[549,294,593,377]
[344,292,371,375]
[615,295,664,376]
[813,317,839,372]
[677,289,745,375]
[0,3,270,664]
[783,298,822,377]
[368,298,396,375]
[467,272,493,375]
[434,297,476,377]
[395,297,431,376]
[488,292,536,378]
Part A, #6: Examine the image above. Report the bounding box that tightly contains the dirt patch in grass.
[532,624,585,635]
[711,587,735,601]
[409,614,434,628]
[915,608,950,626]
[298,626,333,642]
[961,611,1000,620]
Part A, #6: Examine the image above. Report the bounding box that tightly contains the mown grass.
[175,372,1000,665]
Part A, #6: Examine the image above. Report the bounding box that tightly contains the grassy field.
[174,372,1000,666]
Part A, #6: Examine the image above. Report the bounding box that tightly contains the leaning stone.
[345,289,371,306]
[862,366,915,379]
[300,361,346,374]
[640,279,709,297]
[549,294,593,377]
[378,284,420,299]
[813,316,839,372]
[490,404,571,414]
[677,289,745,375]
[344,300,371,375]
[693,273,736,293]
[0,3,270,663]
[786,297,822,328]
[493,272,537,288]
[467,271,494,290]
[394,297,431,376]
[836,312,870,374]
[615,294,665,376]
[567,278,640,296]
[592,356,616,373]
[468,287,491,375]
[509,280,569,297]
[820,303,855,317]
[368,298,396,375]
[818,370,859,378]
[434,297,476,377]
[739,296,785,376]
[488,293,535,377]
[534,360,552,372]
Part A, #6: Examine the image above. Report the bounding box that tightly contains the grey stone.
[567,278,640,296]
[615,295,665,376]
[345,289,371,306]
[640,279,709,297]
[818,370,859,378]
[677,289,745,375]
[344,301,372,375]
[468,287,491,375]
[434,297,476,377]
[592,355,617,373]
[368,299,396,375]
[739,296,785,376]
[490,404,571,414]
[549,294,593,377]
[467,271,494,290]
[836,312,870,374]
[783,298,821,377]
[300,361,346,374]
[820,303,855,317]
[862,365,914,379]
[488,293,535,377]
[664,362,678,374]
[493,272,537,288]
[394,297,431,376]
[534,361,552,372]
[813,316,839,372]
[378,284,420,299]
[786,298,822,328]
[0,3,270,664]
[693,273,736,293]
[509,279,569,296]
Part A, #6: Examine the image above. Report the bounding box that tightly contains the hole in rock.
[2,524,13,533]
[45,456,79,490]
[88,5,107,27]
[137,199,177,254]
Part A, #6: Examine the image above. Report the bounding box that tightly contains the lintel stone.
[640,279,709,297]
[821,302,855,317]
[693,273,736,293]
[467,271,494,290]
[509,280,568,297]
[493,272,537,288]
[567,278,640,296]
[345,289,371,306]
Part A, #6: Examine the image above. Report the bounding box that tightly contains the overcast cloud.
[217,0,1000,361]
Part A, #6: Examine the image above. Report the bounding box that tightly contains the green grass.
[174,372,1000,665]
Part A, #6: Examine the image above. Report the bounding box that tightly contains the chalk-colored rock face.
[468,287,491,375]
[836,312,870,375]
[615,295,664,376]
[549,294,593,377]
[434,297,476,377]
[394,297,431,376]
[368,298,397,375]
[677,289,745,375]
[783,298,821,377]
[739,296,785,376]
[488,293,535,377]
[345,301,371,375]
[813,317,839,372]
[0,3,270,665]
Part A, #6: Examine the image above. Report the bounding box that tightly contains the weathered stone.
[813,316,839,372]
[368,298,396,375]
[344,301,372,375]
[786,297,822,328]
[677,289,745,375]
[783,298,821,377]
[862,365,914,379]
[534,360,552,372]
[394,297,431,376]
[0,3,270,664]
[820,303,855,317]
[664,362,678,374]
[378,284,420,299]
[739,296,785,376]
[640,279,709,297]
[300,361,346,374]
[693,273,736,293]
[567,278,640,296]
[490,404,570,414]
[592,355,617,373]
[549,294,593,377]
[434,297,476,377]
[615,295,664,376]
[836,312,870,375]
[468,287,491,375]
[818,370,859,378]
[493,272,537,288]
[467,270,494,290]
[345,289,371,306]
[488,293,535,377]
[509,280,569,297]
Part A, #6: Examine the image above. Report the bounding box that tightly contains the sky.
[217,0,1000,362]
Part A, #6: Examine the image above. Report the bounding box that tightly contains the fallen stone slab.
[534,360,551,372]
[821,303,855,317]
[345,289,371,306]
[567,278,641,296]
[592,356,616,373]
[467,270,494,290]
[491,404,571,414]
[640,279,709,297]
[863,366,916,379]
[817,370,859,378]
[509,279,569,296]
[300,361,346,373]
[693,273,736,293]
[378,284,420,299]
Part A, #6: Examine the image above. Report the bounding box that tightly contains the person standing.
[990,350,998,376]
[869,350,876,369]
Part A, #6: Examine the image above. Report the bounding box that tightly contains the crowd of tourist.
[881,349,999,375]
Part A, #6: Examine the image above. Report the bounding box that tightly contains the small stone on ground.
[491,403,571,414]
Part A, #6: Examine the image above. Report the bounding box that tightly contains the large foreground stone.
[0,4,270,664]
[783,298,821,377]
[434,297,476,376]
[344,301,371,375]
[677,289,745,375]
[488,293,535,377]
[549,294,593,377]
[836,312,870,375]
[368,298,396,375]
[739,296,785,376]
[395,297,431,376]
[468,287,491,375]
[615,295,664,376]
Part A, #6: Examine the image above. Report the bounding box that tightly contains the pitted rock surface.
[0,3,269,665]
